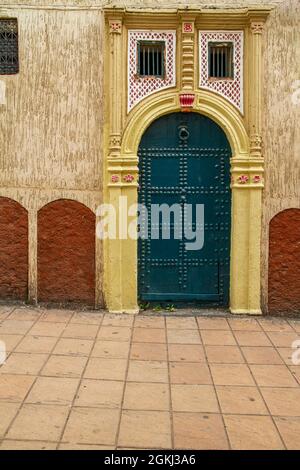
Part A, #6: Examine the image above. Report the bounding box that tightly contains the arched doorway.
[268,208,300,316]
[138,112,231,307]
[37,199,96,306]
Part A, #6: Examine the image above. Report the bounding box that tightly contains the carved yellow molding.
[104,7,272,314]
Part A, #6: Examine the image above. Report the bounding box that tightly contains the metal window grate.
[208,42,233,79]
[0,19,19,75]
[137,41,165,78]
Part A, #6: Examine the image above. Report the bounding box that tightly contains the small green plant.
[139,301,150,311]
[165,304,176,312]
[153,304,163,312]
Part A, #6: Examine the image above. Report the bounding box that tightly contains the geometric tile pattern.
[128,30,176,113]
[199,31,244,114]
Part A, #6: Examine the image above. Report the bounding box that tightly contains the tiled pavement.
[0,305,300,450]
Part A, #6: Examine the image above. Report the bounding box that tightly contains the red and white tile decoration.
[199,31,244,114]
[128,30,176,113]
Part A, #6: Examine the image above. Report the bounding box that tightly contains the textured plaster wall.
[0,0,299,312]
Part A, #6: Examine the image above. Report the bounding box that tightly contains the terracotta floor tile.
[134,316,165,329]
[59,443,114,450]
[250,365,298,387]
[130,343,167,361]
[127,360,168,383]
[168,344,206,362]
[52,338,94,356]
[234,331,272,347]
[170,362,212,384]
[63,407,120,445]
[123,382,169,411]
[259,319,294,332]
[224,415,284,450]
[92,340,130,359]
[267,331,299,348]
[84,358,127,381]
[0,320,34,335]
[289,366,300,384]
[289,321,300,333]
[0,374,35,402]
[132,328,166,344]
[242,346,283,365]
[25,376,79,405]
[41,355,87,378]
[167,329,201,344]
[102,314,134,328]
[171,384,219,413]
[75,379,124,408]
[0,334,23,353]
[7,404,69,441]
[216,385,268,415]
[173,412,229,450]
[118,410,171,448]
[210,364,255,386]
[9,308,41,321]
[0,306,14,316]
[205,345,244,364]
[62,324,98,340]
[0,402,21,437]
[201,330,236,346]
[261,387,300,416]
[1,352,48,375]
[70,311,104,325]
[197,317,229,330]
[15,336,58,354]
[29,322,66,337]
[277,347,297,366]
[98,326,132,342]
[228,318,262,331]
[274,417,300,449]
[166,317,197,329]
[39,309,74,323]
[0,440,57,450]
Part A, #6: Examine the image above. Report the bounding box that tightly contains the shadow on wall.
[268,208,300,316]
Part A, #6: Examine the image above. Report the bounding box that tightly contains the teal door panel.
[138,112,231,306]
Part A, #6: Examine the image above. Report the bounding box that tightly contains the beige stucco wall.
[0,0,299,311]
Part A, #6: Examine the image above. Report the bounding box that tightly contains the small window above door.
[137,41,165,78]
[208,42,234,80]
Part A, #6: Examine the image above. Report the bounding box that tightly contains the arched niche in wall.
[268,208,300,316]
[0,197,28,301]
[37,199,96,306]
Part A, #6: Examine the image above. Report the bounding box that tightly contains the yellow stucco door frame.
[103,7,272,314]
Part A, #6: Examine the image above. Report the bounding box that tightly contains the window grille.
[0,19,18,75]
[137,41,165,78]
[208,42,233,79]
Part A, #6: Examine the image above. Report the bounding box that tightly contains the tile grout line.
[114,315,135,450]
[56,311,106,450]
[164,316,175,450]
[1,308,76,446]
[197,317,232,450]
[228,322,288,450]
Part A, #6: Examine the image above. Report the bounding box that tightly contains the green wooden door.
[138,112,231,307]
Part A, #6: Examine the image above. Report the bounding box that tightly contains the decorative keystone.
[179,93,195,109]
